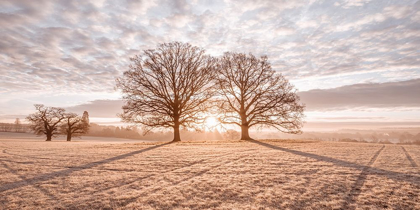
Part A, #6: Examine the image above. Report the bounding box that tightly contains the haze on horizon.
[1,0,420,132]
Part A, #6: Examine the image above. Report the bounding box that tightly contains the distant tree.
[215,52,305,140]
[379,139,393,144]
[14,118,21,132]
[116,42,217,142]
[82,111,89,125]
[398,133,409,144]
[115,127,123,138]
[0,123,13,132]
[415,133,420,141]
[338,138,358,143]
[414,133,420,145]
[371,133,379,143]
[26,104,66,141]
[223,129,240,140]
[60,113,89,141]
[102,127,114,137]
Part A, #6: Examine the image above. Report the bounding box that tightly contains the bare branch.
[116,42,216,142]
[26,104,67,141]
[216,52,305,140]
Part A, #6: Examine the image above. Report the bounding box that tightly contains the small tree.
[216,52,304,140]
[26,104,66,141]
[82,111,89,124]
[116,42,216,142]
[60,113,89,141]
[14,118,21,132]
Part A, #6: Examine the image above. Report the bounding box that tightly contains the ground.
[0,133,419,209]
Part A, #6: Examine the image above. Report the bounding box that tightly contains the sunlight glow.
[204,116,219,130]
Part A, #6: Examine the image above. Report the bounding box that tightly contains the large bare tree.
[116,42,216,142]
[26,104,66,141]
[216,52,304,140]
[60,113,90,141]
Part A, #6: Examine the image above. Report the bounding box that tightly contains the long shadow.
[401,146,418,168]
[247,140,420,185]
[341,146,385,209]
[0,142,172,193]
[114,151,253,208]
[85,156,216,197]
[0,161,59,201]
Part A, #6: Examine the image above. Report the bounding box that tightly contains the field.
[0,133,419,209]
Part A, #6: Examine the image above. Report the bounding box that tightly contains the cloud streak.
[66,100,124,118]
[63,79,420,119]
[299,79,420,111]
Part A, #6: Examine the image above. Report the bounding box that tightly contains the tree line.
[116,42,304,142]
[26,104,89,141]
[86,124,240,141]
[0,118,29,133]
[25,42,304,142]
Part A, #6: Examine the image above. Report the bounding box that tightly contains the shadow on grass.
[248,140,420,209]
[341,146,385,209]
[112,151,252,208]
[401,146,418,168]
[0,142,172,193]
[0,161,59,201]
[247,140,420,185]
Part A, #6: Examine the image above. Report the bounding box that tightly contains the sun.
[204,116,219,130]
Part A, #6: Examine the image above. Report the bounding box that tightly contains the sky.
[0,0,419,131]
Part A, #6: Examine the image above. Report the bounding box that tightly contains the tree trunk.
[46,134,52,141]
[240,125,252,140]
[172,124,181,142]
[67,134,71,141]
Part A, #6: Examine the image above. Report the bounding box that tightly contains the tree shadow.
[0,142,172,193]
[0,161,59,201]
[401,146,418,168]
[248,140,420,209]
[113,152,252,208]
[247,140,420,185]
[341,146,385,209]
[87,158,210,195]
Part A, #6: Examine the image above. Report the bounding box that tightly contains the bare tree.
[60,113,89,141]
[116,42,216,142]
[82,111,89,124]
[26,104,66,141]
[216,52,304,140]
[14,118,21,132]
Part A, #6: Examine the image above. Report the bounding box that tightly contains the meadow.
[0,133,419,209]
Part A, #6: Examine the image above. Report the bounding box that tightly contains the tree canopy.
[215,52,304,140]
[26,104,89,141]
[26,104,66,141]
[116,42,217,142]
[60,113,90,141]
[116,43,305,141]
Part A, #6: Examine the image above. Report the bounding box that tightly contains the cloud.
[299,79,420,111]
[0,0,419,119]
[66,100,124,118]
[315,116,386,120]
[335,0,372,9]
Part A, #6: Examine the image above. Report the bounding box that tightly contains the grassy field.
[0,134,419,209]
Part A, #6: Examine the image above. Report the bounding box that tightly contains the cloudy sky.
[1,0,419,131]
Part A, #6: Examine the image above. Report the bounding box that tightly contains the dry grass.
[0,136,419,209]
